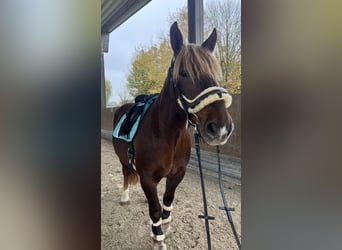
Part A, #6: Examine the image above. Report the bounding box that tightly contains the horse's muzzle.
[203,119,234,146]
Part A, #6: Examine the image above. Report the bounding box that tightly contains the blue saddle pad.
[113,94,158,142]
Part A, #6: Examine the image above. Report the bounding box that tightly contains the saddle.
[113,93,158,142]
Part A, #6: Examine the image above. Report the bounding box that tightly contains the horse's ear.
[201,28,217,52]
[170,22,183,55]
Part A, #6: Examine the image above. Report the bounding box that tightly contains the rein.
[217,146,241,249]
[169,59,240,249]
[193,126,214,250]
[193,126,241,250]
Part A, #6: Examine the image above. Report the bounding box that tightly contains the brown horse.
[112,22,233,249]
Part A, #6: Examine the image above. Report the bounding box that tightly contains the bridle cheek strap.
[177,86,232,114]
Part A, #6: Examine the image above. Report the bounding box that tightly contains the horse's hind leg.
[119,162,130,204]
[162,168,186,225]
[119,160,139,205]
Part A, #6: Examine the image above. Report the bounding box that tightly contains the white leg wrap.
[150,218,165,241]
[162,204,173,224]
[163,204,173,211]
[151,218,163,227]
[162,216,172,224]
[151,233,165,242]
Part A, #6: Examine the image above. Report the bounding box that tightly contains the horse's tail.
[122,162,139,185]
[113,104,139,186]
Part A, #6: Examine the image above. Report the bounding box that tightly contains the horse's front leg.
[140,176,166,245]
[162,168,186,226]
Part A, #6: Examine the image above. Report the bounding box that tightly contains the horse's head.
[169,22,233,146]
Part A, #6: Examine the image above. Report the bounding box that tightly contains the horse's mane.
[173,44,222,84]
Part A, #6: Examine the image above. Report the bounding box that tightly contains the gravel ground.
[101,139,241,250]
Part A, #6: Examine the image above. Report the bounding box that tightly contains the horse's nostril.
[206,122,218,136]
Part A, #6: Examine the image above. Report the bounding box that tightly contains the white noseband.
[177,86,232,114]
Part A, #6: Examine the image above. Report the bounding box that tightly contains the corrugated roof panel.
[101,0,151,33]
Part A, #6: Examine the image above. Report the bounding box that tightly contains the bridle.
[169,58,241,250]
[170,58,232,120]
[177,86,232,115]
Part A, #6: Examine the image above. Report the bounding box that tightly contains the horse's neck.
[156,75,187,133]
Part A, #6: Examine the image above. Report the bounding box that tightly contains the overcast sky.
[104,0,188,105]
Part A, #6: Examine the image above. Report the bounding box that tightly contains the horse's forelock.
[173,44,222,84]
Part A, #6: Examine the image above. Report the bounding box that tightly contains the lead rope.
[193,123,241,249]
[217,146,241,249]
[194,126,215,250]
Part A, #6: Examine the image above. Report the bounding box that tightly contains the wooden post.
[188,0,204,44]
[101,32,109,127]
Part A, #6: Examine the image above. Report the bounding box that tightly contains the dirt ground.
[101,139,241,250]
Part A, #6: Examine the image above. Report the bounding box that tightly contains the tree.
[169,1,241,93]
[126,39,172,97]
[105,79,112,105]
[126,0,241,96]
[205,0,241,93]
[118,89,132,106]
[168,6,188,39]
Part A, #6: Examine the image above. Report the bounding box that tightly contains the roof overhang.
[101,0,152,34]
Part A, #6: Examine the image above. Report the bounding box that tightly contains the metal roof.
[101,0,152,33]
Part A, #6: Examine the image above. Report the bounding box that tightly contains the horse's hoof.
[119,200,130,206]
[153,241,167,250]
[151,233,165,242]
[162,224,172,238]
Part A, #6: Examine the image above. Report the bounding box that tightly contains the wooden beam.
[101,52,106,112]
[101,32,110,53]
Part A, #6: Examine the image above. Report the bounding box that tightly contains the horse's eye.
[180,71,187,77]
